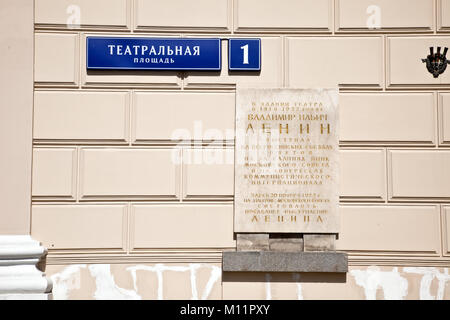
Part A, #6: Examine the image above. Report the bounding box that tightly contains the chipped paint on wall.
[49,264,449,300]
[292,273,304,300]
[51,263,221,300]
[350,267,408,300]
[403,267,450,300]
[201,265,221,300]
[265,273,272,300]
[126,263,221,300]
[50,264,86,300]
[88,264,141,300]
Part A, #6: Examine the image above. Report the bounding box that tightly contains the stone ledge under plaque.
[222,251,348,273]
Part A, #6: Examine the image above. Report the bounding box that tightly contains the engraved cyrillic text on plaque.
[234,88,339,233]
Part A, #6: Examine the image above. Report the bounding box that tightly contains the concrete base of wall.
[222,251,348,273]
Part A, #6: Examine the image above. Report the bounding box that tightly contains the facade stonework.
[1,0,450,299]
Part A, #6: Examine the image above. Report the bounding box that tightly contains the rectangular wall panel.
[35,33,79,86]
[336,205,440,254]
[337,0,434,32]
[35,0,130,30]
[32,148,77,200]
[133,92,234,143]
[439,0,450,31]
[286,37,383,88]
[182,149,234,200]
[340,149,386,201]
[34,91,129,143]
[340,93,436,145]
[388,37,450,86]
[131,204,235,249]
[235,0,331,32]
[444,206,450,255]
[80,148,180,200]
[32,204,126,250]
[440,93,450,145]
[389,150,450,200]
[135,0,229,31]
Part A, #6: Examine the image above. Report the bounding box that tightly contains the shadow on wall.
[222,272,346,284]
[86,70,261,77]
[86,69,179,76]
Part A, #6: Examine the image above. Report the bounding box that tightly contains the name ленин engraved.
[234,88,339,233]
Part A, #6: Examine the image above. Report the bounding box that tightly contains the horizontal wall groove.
[78,196,180,201]
[44,251,450,267]
[34,140,129,145]
[33,30,450,37]
[34,85,450,91]
[339,143,436,147]
[134,28,232,33]
[388,198,450,203]
[31,200,450,204]
[336,29,434,33]
[35,26,132,32]
[32,197,76,202]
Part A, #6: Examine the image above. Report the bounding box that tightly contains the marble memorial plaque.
[234,88,339,233]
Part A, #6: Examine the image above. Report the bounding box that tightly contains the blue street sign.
[86,37,221,70]
[228,38,261,71]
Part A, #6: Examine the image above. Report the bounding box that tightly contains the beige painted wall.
[46,263,450,300]
[0,0,33,234]
[25,0,450,299]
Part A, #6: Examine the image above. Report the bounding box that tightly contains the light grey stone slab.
[222,251,348,273]
[269,237,304,252]
[237,233,269,251]
[304,234,336,252]
[234,88,340,233]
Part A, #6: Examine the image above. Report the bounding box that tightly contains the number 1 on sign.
[229,39,260,70]
[240,44,249,64]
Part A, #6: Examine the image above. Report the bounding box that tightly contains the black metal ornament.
[421,46,450,78]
